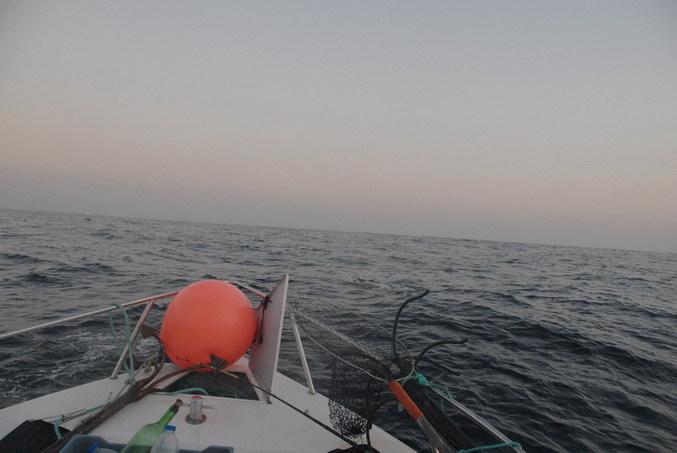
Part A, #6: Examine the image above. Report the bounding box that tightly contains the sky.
[1,1,676,253]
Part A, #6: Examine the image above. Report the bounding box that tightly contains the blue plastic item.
[60,434,233,453]
[87,444,118,453]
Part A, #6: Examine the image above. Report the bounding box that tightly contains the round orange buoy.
[160,280,257,369]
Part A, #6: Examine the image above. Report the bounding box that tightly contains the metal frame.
[0,280,318,396]
[288,312,316,394]
[432,389,527,453]
[0,291,179,341]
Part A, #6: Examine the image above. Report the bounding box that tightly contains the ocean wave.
[19,271,66,285]
[0,253,44,264]
[1,210,675,452]
[56,262,117,274]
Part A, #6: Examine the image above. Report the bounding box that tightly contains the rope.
[53,416,65,440]
[201,360,370,451]
[52,303,136,440]
[400,372,455,402]
[162,387,209,396]
[108,302,135,379]
[52,405,105,439]
[42,355,166,453]
[457,441,522,453]
[49,381,144,440]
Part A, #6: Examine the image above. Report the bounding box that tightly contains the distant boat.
[85,212,92,221]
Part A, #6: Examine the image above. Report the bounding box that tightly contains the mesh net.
[287,297,412,439]
[327,359,383,437]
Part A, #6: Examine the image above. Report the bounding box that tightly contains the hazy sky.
[1,1,676,253]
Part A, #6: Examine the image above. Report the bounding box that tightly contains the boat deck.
[0,358,415,453]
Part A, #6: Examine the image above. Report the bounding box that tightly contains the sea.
[0,209,675,452]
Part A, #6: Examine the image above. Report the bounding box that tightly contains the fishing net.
[287,296,413,439]
[287,292,524,453]
[327,359,382,437]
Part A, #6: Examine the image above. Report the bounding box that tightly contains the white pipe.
[109,297,159,379]
[0,291,178,340]
[289,313,316,394]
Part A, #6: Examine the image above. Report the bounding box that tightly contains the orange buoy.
[160,280,257,369]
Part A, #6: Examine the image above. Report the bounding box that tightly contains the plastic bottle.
[87,444,118,453]
[120,399,183,453]
[149,425,180,453]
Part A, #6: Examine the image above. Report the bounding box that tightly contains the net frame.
[287,296,414,438]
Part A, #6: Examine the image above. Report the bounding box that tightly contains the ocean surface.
[0,209,675,452]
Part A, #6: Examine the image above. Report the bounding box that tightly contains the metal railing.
[0,291,179,341]
[0,280,318,394]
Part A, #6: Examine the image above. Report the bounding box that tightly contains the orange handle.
[388,380,423,420]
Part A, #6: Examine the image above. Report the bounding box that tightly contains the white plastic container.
[149,425,179,453]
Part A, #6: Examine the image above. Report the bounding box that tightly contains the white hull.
[0,359,413,452]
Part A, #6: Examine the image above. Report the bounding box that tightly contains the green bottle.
[120,399,183,453]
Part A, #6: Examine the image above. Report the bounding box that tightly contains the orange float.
[160,280,257,369]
